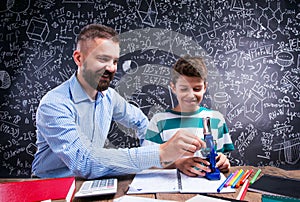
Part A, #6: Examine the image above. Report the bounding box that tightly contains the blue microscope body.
[202,117,221,180]
[204,134,221,180]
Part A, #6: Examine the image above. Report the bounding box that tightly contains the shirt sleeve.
[110,89,149,142]
[36,97,161,179]
[215,112,235,153]
[144,113,164,144]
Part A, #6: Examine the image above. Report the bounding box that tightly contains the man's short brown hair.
[77,24,119,45]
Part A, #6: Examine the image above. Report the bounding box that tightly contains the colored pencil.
[228,169,243,186]
[224,170,238,187]
[250,169,261,184]
[240,169,253,185]
[217,173,234,192]
[231,169,245,188]
[236,179,250,200]
[235,170,249,188]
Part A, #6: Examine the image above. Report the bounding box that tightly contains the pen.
[240,169,253,185]
[235,170,249,188]
[217,173,234,192]
[236,179,250,200]
[229,169,243,186]
[250,169,261,184]
[225,170,238,187]
[231,170,244,188]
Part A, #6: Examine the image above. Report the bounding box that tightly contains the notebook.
[127,169,235,194]
[248,174,300,199]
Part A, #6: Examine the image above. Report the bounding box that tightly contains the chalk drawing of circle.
[7,0,30,13]
[276,51,293,67]
[214,92,229,103]
[0,70,11,89]
[122,60,138,75]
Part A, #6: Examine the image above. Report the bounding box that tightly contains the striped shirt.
[143,107,234,156]
[31,73,161,179]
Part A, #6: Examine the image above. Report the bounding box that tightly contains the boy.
[143,55,234,177]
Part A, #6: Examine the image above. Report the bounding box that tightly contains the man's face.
[171,75,207,112]
[78,38,120,91]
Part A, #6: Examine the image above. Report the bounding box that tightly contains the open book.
[127,169,235,194]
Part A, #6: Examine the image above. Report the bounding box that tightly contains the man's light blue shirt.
[32,73,161,179]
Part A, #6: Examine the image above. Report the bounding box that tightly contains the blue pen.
[217,173,234,192]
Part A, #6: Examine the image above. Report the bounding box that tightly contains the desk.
[73,166,300,202]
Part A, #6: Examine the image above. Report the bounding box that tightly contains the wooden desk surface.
[73,166,300,202]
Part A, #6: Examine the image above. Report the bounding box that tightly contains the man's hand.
[216,152,230,173]
[159,129,206,167]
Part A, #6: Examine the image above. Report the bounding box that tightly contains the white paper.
[127,169,235,194]
[114,195,176,202]
[127,169,179,194]
[179,172,235,193]
[186,194,232,202]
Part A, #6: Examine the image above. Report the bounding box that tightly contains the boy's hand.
[174,157,211,177]
[216,153,230,172]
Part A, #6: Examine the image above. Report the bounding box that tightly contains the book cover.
[262,194,300,202]
[0,177,75,202]
[248,174,300,199]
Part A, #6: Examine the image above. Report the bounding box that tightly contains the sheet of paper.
[186,194,232,202]
[127,169,179,194]
[179,172,235,193]
[127,169,235,194]
[114,195,176,202]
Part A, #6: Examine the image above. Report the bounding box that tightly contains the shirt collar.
[70,73,92,103]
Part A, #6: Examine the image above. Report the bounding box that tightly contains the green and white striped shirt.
[143,107,234,154]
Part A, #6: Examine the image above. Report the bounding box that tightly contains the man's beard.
[97,79,110,91]
[96,70,114,91]
[82,63,114,92]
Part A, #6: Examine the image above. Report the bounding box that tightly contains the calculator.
[75,178,118,197]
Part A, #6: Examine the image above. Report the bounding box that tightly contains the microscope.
[201,117,221,180]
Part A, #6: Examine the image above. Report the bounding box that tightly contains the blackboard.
[0,0,299,177]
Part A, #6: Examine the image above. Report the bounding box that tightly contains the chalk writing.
[0,0,299,177]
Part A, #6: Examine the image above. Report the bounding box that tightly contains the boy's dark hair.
[77,24,119,44]
[171,55,208,84]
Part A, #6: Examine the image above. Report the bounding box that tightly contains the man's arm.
[34,98,160,178]
[111,89,149,141]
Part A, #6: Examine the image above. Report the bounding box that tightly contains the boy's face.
[171,75,207,112]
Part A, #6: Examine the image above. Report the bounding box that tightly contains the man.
[31,24,205,179]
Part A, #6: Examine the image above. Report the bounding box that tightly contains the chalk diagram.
[0,0,30,21]
[244,91,263,122]
[273,137,300,165]
[137,0,158,27]
[26,18,50,42]
[275,51,294,71]
[0,70,11,89]
[258,1,284,33]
